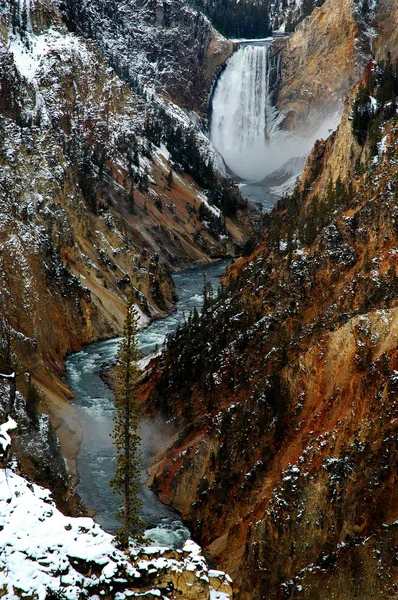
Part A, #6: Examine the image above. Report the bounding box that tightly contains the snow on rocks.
[0,469,134,600]
[0,418,17,454]
[197,192,221,218]
[0,469,233,599]
[130,540,233,600]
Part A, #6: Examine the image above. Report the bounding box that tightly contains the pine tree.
[111,295,146,549]
[166,169,173,190]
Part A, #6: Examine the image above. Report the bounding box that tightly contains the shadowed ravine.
[65,260,230,547]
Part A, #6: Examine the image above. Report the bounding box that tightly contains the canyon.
[0,0,398,598]
[138,2,398,599]
[0,0,252,497]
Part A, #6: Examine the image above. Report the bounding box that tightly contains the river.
[65,259,230,548]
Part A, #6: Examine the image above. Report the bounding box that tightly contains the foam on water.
[145,524,191,548]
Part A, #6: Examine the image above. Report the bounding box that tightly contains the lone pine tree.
[111,294,146,548]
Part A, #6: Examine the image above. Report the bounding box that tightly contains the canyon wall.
[60,0,234,116]
[142,8,398,597]
[275,0,376,134]
[374,0,398,61]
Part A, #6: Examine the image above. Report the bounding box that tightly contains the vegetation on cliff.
[352,54,398,147]
[192,0,271,39]
[59,0,234,115]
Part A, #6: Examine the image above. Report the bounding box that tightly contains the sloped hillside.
[141,45,398,600]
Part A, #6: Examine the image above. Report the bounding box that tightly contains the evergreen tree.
[111,295,146,549]
[166,169,173,190]
[352,86,372,145]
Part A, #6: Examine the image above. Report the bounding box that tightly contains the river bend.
[66,260,229,547]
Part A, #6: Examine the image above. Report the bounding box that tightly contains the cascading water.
[210,41,342,209]
[210,43,282,182]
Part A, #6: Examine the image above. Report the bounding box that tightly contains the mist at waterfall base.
[66,260,229,548]
[210,43,341,208]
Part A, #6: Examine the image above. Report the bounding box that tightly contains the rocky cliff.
[275,0,377,135]
[59,0,234,116]
[374,0,398,61]
[141,15,398,599]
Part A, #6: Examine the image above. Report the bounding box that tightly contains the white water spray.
[210,43,343,191]
[210,43,282,181]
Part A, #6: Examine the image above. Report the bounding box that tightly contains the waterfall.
[210,43,282,181]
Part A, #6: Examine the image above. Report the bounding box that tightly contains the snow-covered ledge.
[0,468,233,600]
[0,416,17,457]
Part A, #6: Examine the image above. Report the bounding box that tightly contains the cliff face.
[60,0,233,116]
[142,17,398,599]
[374,0,398,61]
[275,0,376,134]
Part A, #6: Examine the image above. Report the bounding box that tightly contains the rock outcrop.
[0,466,233,600]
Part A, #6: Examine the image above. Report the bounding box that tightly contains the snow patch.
[0,418,17,453]
[0,469,137,600]
[8,28,90,82]
[197,191,221,217]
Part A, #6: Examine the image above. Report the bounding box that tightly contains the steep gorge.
[141,7,398,598]
[1,0,398,597]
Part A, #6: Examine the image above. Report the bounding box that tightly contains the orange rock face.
[142,43,398,599]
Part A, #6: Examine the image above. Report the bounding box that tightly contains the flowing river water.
[65,259,230,548]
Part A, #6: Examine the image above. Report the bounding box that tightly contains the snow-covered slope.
[59,0,233,116]
[269,0,326,32]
